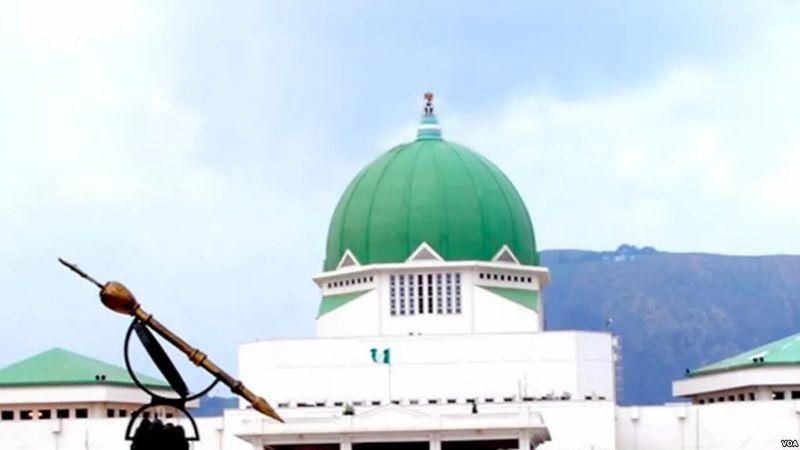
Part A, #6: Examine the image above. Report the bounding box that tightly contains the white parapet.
[224,399,616,450]
[0,416,224,450]
[238,330,615,405]
[673,365,800,398]
[0,384,173,406]
[227,403,551,448]
[616,401,800,450]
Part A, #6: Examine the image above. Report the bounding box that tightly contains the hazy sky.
[1,1,799,388]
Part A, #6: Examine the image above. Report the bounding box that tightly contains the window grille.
[445,273,453,313]
[455,273,462,313]
[408,274,416,315]
[427,274,434,313]
[399,275,406,315]
[417,274,425,313]
[389,275,397,315]
[436,273,444,313]
[388,272,461,316]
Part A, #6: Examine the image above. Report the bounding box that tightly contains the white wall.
[0,384,171,405]
[472,284,539,334]
[317,289,382,337]
[222,400,614,450]
[0,416,225,450]
[617,401,800,450]
[0,401,614,450]
[316,263,547,338]
[537,401,616,450]
[238,331,615,405]
[9,399,800,450]
[576,332,617,400]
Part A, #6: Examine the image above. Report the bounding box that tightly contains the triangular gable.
[0,348,168,388]
[407,242,444,262]
[492,245,520,264]
[337,250,361,269]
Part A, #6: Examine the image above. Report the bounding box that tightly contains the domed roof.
[323,107,538,271]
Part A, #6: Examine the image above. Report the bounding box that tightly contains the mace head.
[100,281,139,316]
[252,396,284,423]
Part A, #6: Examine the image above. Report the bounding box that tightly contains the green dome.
[324,116,538,271]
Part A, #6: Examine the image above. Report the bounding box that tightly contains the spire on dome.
[417,92,442,140]
[424,92,435,116]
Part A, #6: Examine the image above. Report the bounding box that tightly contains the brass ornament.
[58,258,283,423]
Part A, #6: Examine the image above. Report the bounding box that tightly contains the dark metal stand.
[123,318,220,446]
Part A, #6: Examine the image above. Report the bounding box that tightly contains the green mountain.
[541,246,800,405]
[193,395,239,417]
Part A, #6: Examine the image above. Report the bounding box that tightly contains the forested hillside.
[542,246,800,404]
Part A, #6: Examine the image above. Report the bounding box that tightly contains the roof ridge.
[0,347,169,388]
[692,332,800,375]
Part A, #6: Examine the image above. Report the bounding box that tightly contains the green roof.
[0,348,169,389]
[318,289,372,317]
[478,286,539,311]
[690,333,800,376]
[324,114,537,271]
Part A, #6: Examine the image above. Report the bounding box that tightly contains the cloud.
[19,0,142,50]
[0,0,799,389]
[445,20,800,255]
[757,147,800,210]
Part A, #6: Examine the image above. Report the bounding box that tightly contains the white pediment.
[337,250,361,269]
[492,245,520,264]
[406,242,444,262]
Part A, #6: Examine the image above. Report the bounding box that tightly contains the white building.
[674,332,800,404]
[0,97,798,449]
[226,101,619,450]
[0,347,176,422]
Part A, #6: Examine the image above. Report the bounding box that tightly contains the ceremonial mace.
[58,258,283,424]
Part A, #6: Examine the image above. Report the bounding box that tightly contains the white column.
[429,436,441,450]
[341,436,352,450]
[518,434,531,450]
[756,386,772,401]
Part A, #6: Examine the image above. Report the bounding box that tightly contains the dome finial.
[424,92,434,116]
[417,92,442,140]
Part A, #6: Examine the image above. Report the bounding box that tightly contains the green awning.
[478,286,538,311]
[318,289,373,317]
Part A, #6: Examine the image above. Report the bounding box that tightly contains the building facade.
[231,98,617,450]
[0,97,798,450]
[0,348,177,422]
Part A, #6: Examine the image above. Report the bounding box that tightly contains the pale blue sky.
[0,1,798,388]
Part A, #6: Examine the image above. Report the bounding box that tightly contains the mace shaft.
[58,258,283,423]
